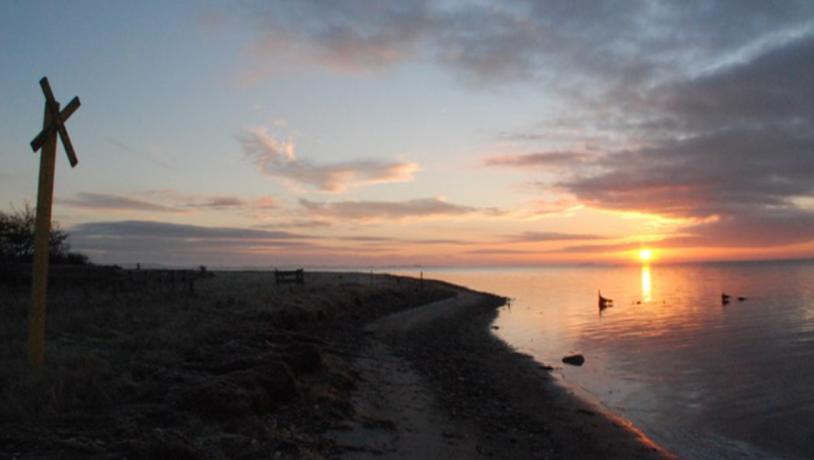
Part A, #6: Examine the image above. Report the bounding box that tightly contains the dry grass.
[0,270,451,458]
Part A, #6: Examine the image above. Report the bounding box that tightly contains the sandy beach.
[1,270,673,459]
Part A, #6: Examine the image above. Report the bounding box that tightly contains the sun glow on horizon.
[639,248,653,262]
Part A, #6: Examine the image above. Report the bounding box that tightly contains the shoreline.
[351,283,675,459]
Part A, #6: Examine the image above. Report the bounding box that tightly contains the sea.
[396,261,814,460]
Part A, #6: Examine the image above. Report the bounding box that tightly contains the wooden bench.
[275,268,304,285]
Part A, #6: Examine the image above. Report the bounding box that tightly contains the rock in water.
[562,354,585,366]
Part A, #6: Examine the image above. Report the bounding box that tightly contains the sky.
[2,0,814,267]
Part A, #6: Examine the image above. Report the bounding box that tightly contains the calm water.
[405,261,814,460]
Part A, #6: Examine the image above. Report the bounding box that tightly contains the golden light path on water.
[641,263,652,303]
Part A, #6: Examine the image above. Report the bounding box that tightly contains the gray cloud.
[247,0,431,72]
[60,193,179,212]
[72,220,310,240]
[563,38,814,236]
[60,192,278,212]
[300,197,496,220]
[186,196,245,208]
[184,196,278,209]
[663,210,814,248]
[655,34,814,132]
[485,151,595,169]
[563,126,814,219]
[66,219,472,266]
[239,128,418,192]
[239,1,814,87]
[502,33,814,248]
[68,220,319,265]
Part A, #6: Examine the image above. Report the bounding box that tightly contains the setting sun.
[639,248,653,262]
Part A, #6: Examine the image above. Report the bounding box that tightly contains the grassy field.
[0,269,453,459]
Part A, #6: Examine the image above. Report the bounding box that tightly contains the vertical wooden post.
[28,101,59,367]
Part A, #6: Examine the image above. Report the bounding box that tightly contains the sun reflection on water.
[641,263,652,303]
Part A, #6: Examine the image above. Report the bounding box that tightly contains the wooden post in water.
[27,77,81,366]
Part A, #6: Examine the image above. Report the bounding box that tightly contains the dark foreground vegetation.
[0,205,89,267]
[0,270,453,459]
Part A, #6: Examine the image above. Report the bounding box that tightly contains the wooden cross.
[27,77,81,366]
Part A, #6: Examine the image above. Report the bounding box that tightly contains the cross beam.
[30,77,80,167]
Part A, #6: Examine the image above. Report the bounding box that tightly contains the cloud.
[563,125,814,219]
[68,220,320,265]
[334,236,471,245]
[239,127,419,192]
[654,31,814,131]
[564,38,814,232]
[495,33,814,249]
[466,248,537,255]
[185,195,278,209]
[555,208,814,253]
[66,219,471,266]
[485,151,595,169]
[299,197,496,220]
[187,196,245,208]
[338,235,395,242]
[506,231,610,242]
[237,1,814,87]
[553,241,641,254]
[414,238,468,245]
[60,192,278,212]
[245,1,431,74]
[662,210,814,248]
[230,2,814,253]
[255,219,333,229]
[60,193,179,212]
[525,198,585,217]
[72,220,310,240]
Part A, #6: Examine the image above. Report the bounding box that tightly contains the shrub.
[0,203,88,265]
